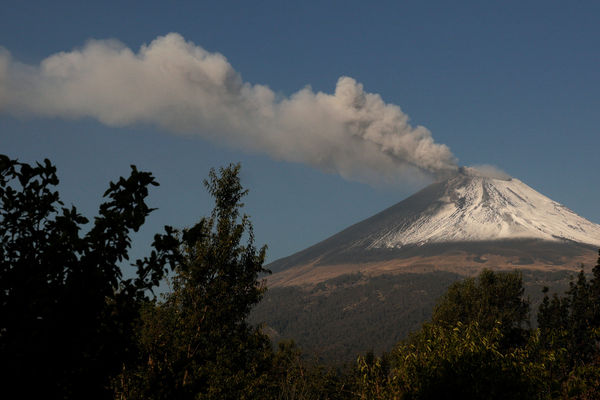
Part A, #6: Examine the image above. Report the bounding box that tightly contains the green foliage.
[536,252,600,397]
[591,250,600,326]
[267,340,350,400]
[391,321,549,400]
[349,270,554,400]
[431,269,530,347]
[538,271,594,360]
[0,155,178,399]
[562,361,600,400]
[355,351,400,400]
[120,164,273,399]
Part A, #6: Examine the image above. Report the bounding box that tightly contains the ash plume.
[0,33,458,183]
[459,165,511,180]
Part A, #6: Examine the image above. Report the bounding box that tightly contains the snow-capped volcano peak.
[267,168,599,280]
[367,169,600,248]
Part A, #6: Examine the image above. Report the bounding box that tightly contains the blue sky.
[1,1,599,264]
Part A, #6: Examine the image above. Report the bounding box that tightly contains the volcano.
[268,167,600,286]
[254,169,600,360]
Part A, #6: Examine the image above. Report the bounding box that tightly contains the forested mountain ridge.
[251,268,575,361]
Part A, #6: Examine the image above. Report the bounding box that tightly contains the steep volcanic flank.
[255,169,600,360]
[268,168,600,286]
[366,167,600,247]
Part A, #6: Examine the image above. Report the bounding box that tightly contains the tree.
[378,270,547,399]
[431,269,530,347]
[355,351,397,400]
[267,340,350,400]
[0,155,178,399]
[590,249,600,327]
[391,321,549,400]
[122,164,273,399]
[538,268,597,364]
[537,256,600,397]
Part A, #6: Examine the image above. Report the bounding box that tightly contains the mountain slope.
[366,169,600,248]
[268,168,600,284]
[256,169,599,361]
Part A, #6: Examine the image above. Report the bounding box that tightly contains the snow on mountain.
[367,167,600,248]
[267,167,600,278]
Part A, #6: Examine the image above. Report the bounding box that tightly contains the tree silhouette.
[431,269,530,347]
[121,164,273,399]
[0,155,178,399]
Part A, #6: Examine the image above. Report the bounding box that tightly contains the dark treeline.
[1,155,599,399]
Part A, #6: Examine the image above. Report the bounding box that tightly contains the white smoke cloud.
[0,33,458,183]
